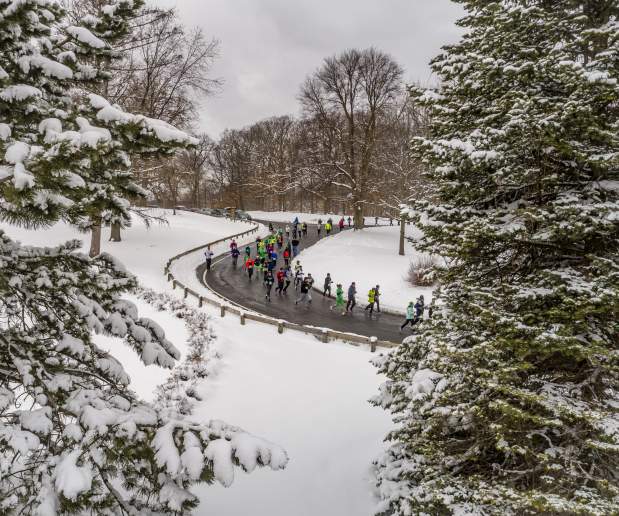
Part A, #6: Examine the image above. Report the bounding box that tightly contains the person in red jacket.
[245,257,254,280]
[338,218,345,231]
[283,247,290,267]
[276,268,286,294]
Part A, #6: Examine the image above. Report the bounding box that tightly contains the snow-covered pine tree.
[0,1,287,513]
[373,1,619,514]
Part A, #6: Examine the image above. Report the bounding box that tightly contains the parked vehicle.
[210,208,224,217]
[235,209,252,220]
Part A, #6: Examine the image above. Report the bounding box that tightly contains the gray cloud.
[154,0,464,137]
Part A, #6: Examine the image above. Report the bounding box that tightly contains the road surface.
[197,220,406,343]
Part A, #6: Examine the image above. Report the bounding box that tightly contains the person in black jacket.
[295,277,312,306]
[264,270,275,301]
[323,273,333,296]
[346,282,357,313]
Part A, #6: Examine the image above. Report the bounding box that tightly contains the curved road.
[197,220,405,343]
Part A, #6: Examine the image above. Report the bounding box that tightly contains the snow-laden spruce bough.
[0,0,286,514]
[372,1,619,515]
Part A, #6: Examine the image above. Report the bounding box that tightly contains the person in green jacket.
[364,287,376,314]
[331,283,345,314]
[400,301,416,330]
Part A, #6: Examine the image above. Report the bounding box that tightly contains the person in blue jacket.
[231,246,240,268]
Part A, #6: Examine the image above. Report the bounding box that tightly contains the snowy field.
[2,209,393,515]
[3,208,251,289]
[297,224,434,314]
[249,210,390,225]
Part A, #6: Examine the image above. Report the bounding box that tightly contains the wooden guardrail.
[163,214,398,351]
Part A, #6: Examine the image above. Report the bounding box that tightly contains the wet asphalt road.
[196,220,405,343]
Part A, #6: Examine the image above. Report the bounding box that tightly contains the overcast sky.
[153,0,464,138]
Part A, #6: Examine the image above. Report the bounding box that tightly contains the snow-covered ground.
[3,208,252,289]
[249,210,390,225]
[297,224,434,314]
[2,209,393,515]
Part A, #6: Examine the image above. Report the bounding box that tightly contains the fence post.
[220,305,225,317]
[172,280,177,290]
[240,312,246,325]
[167,273,173,281]
[370,336,378,352]
[183,287,188,299]
[278,321,284,334]
[321,328,329,343]
[198,296,203,307]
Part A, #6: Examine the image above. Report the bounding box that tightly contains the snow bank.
[296,224,434,314]
[191,314,391,516]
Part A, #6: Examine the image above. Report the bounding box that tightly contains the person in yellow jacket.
[364,287,376,314]
[325,221,332,235]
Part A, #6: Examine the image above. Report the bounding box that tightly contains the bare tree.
[177,134,213,208]
[299,48,403,228]
[66,1,220,245]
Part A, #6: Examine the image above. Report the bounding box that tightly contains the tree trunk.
[354,201,364,229]
[399,216,405,256]
[110,222,121,242]
[89,217,102,258]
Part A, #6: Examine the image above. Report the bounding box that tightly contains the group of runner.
[206,216,430,331]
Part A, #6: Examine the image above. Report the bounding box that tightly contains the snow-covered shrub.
[406,255,437,286]
[137,288,222,416]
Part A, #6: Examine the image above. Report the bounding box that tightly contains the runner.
[364,287,376,315]
[375,216,379,225]
[244,245,251,260]
[283,247,290,267]
[283,266,292,292]
[347,216,352,227]
[285,224,290,238]
[317,219,322,236]
[345,281,357,313]
[295,277,312,306]
[400,301,415,331]
[302,222,308,236]
[291,236,300,257]
[229,239,237,251]
[330,283,345,314]
[276,268,286,294]
[267,255,277,276]
[254,255,262,277]
[245,256,255,280]
[294,267,304,290]
[338,217,345,231]
[204,246,214,272]
[411,296,425,326]
[374,285,381,312]
[325,221,332,236]
[323,273,332,297]
[269,222,274,232]
[306,273,314,303]
[231,245,240,268]
[264,270,274,301]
